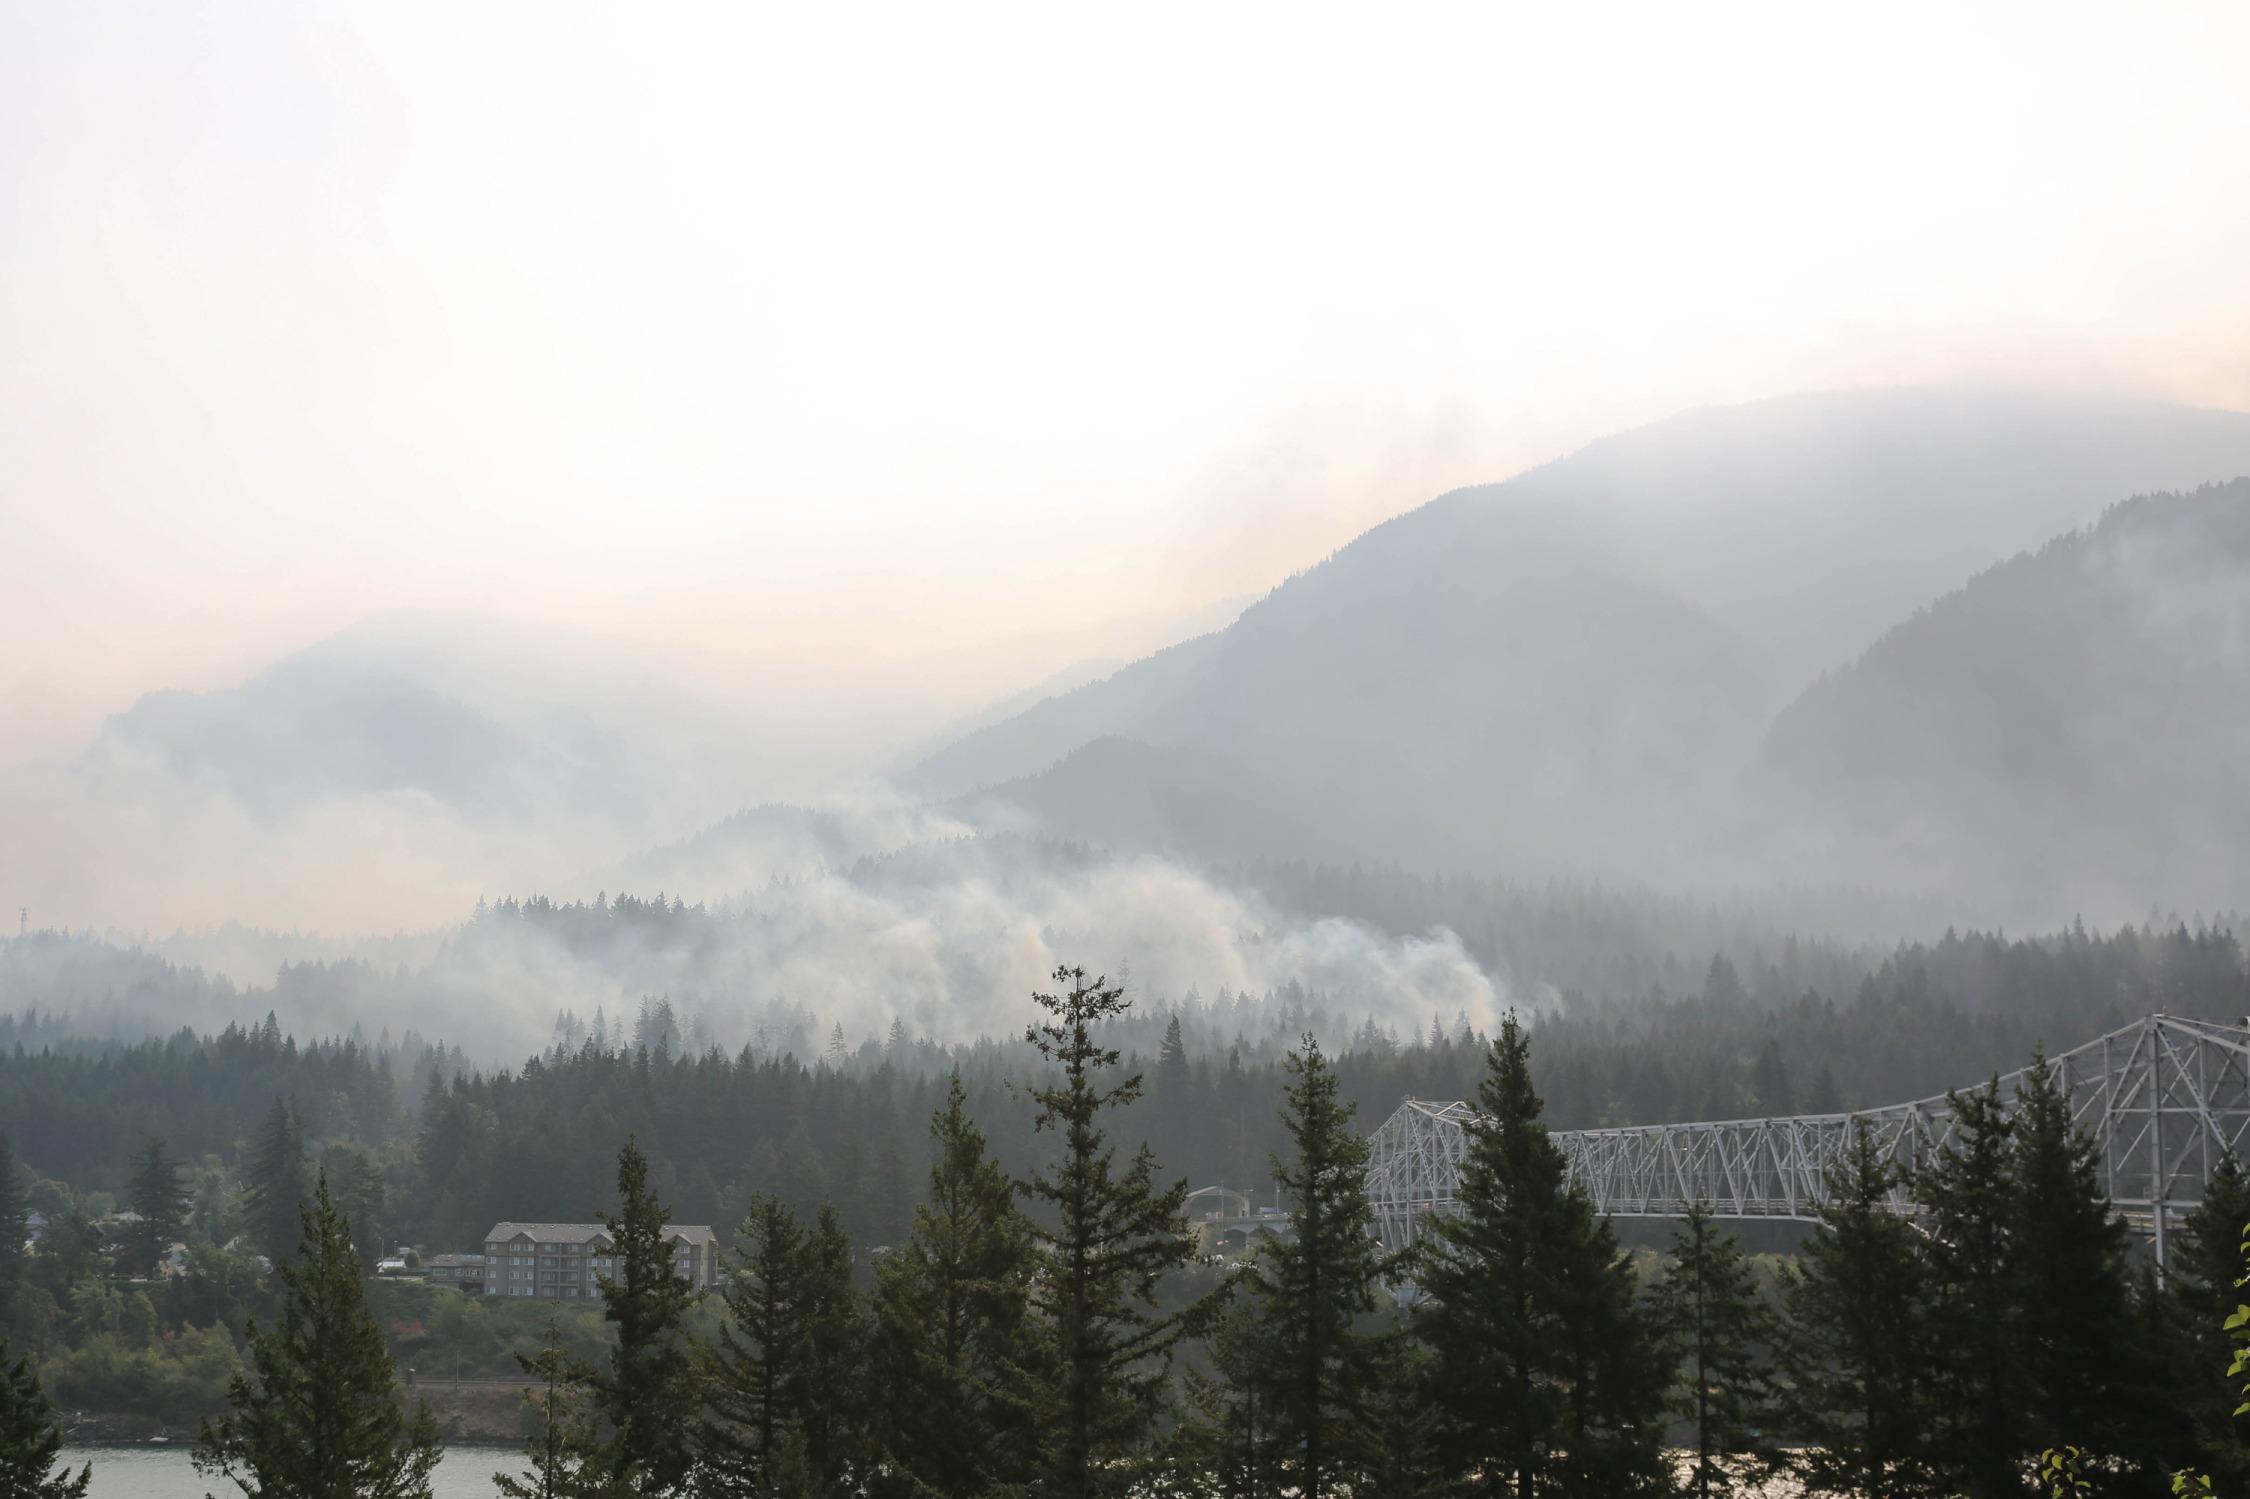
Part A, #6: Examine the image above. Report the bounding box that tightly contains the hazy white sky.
[5,0,2249,759]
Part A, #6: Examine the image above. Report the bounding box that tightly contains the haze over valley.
[8,388,2250,1058]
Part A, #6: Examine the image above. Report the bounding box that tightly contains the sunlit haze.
[7,2,2250,772]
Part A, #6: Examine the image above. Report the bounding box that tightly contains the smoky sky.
[6,2,2250,770]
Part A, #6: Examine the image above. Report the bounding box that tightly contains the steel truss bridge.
[1365,1014,2250,1269]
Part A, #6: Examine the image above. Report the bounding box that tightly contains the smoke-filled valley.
[12,390,2250,1064]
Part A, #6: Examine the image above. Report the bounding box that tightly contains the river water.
[61,1444,522,1498]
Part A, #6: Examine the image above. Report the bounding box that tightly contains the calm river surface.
[62,1444,521,1498]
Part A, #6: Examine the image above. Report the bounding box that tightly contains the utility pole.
[14,907,23,938]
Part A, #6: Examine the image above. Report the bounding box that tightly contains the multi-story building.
[424,1253,486,1290]
[480,1222,718,1301]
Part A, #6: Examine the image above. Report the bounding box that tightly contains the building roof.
[426,1253,485,1268]
[483,1222,715,1247]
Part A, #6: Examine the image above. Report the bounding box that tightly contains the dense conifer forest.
[5,958,2248,1495]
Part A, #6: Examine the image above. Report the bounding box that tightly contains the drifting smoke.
[0,833,1501,1064]
[431,842,1501,1059]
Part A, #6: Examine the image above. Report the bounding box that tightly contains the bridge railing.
[1364,1013,2250,1267]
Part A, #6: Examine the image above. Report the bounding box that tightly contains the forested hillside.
[904,394,2250,920]
[1761,479,2250,913]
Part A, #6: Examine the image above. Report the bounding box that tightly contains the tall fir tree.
[1346,1329,1448,1499]
[193,1174,441,1499]
[701,1195,809,1498]
[2007,1053,2153,1486]
[1649,1203,1784,1498]
[122,1136,191,1277]
[241,1098,310,1262]
[1183,1295,1281,1499]
[2167,1154,2250,1488]
[1153,1013,1196,1183]
[1917,1079,2027,1499]
[795,1206,866,1497]
[589,1138,699,1495]
[1020,965,1204,1499]
[1229,1035,1382,1498]
[0,1134,26,1312]
[1779,1130,1940,1498]
[1418,1012,1669,1497]
[870,1075,1041,1499]
[0,1334,89,1499]
[320,1144,389,1275]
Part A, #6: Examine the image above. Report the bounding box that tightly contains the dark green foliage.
[34,1193,103,1290]
[1228,1035,1382,1498]
[321,1144,389,1275]
[0,1334,89,1498]
[870,1075,1040,1498]
[6,911,2249,1272]
[1919,1079,2028,1498]
[1182,1294,1280,1498]
[1650,1203,1783,1497]
[122,1136,191,1277]
[0,1134,25,1311]
[589,1138,699,1495]
[192,1173,441,1499]
[2007,1055,2155,1485]
[1418,1013,1669,1497]
[702,1196,808,1496]
[1019,965,1203,1499]
[2168,1157,2250,1487]
[1346,1329,1447,1499]
[795,1206,865,1496]
[241,1098,310,1262]
[1780,1130,1940,1497]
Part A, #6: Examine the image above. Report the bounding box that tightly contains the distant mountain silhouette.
[911,392,2250,894]
[79,612,775,837]
[92,657,548,815]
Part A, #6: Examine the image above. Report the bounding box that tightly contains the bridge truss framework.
[1364,1014,2250,1268]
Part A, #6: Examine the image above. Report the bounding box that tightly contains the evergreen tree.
[0,1334,89,1499]
[193,1174,441,1499]
[1183,1295,1281,1499]
[1153,1014,1196,1183]
[1230,1035,1382,1498]
[2007,1054,2151,1484]
[321,1144,389,1275]
[1345,1329,1447,1499]
[0,1134,26,1311]
[1418,1012,1668,1497]
[2168,1155,2250,1488]
[796,1207,865,1496]
[497,1309,606,1499]
[1779,1130,1939,1497]
[38,1192,102,1287]
[1019,965,1204,1499]
[870,1075,1040,1499]
[1650,1203,1783,1498]
[701,1195,809,1497]
[589,1138,699,1495]
[1919,1079,2028,1498]
[122,1136,191,1278]
[241,1098,309,1262]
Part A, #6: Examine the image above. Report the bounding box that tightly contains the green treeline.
[5,961,2250,1494]
[4,917,2245,1268]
